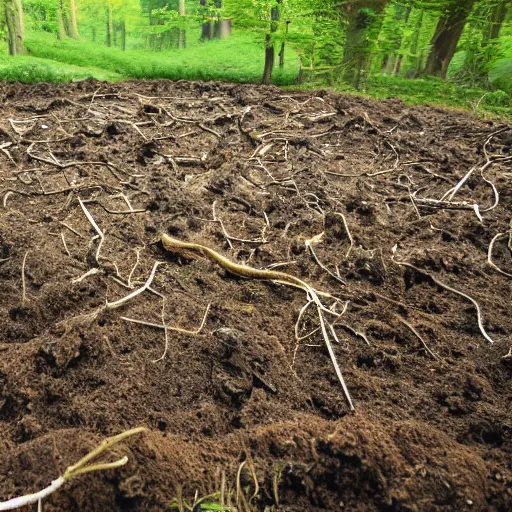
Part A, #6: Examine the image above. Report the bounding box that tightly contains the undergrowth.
[0,31,509,120]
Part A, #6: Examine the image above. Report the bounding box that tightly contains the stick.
[487,232,512,277]
[106,262,163,310]
[0,428,145,511]
[395,315,439,359]
[21,251,29,306]
[393,258,495,344]
[78,198,104,265]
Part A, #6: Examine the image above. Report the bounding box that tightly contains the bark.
[67,0,79,39]
[483,0,510,44]
[424,0,476,79]
[105,2,114,47]
[262,3,280,85]
[57,0,66,40]
[4,0,25,55]
[262,34,275,85]
[340,0,390,89]
[409,9,423,76]
[119,19,126,51]
[219,19,231,38]
[179,0,185,16]
[278,20,290,69]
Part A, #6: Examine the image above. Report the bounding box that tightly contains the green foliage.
[0,0,509,118]
[24,30,299,84]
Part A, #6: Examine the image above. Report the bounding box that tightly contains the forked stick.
[0,427,146,511]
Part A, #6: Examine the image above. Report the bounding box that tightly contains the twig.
[334,212,355,258]
[395,315,439,359]
[305,233,346,285]
[21,250,29,306]
[0,427,146,511]
[106,262,163,310]
[60,222,86,239]
[71,268,100,284]
[128,249,141,288]
[60,232,71,257]
[78,198,105,265]
[122,303,210,362]
[161,235,355,409]
[487,232,512,277]
[211,201,267,247]
[393,258,495,344]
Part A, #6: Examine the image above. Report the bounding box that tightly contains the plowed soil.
[0,80,511,512]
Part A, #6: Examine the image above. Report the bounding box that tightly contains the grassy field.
[0,30,510,120]
[23,30,299,85]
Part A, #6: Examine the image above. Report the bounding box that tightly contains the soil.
[0,79,511,512]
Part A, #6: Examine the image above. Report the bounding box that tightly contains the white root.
[121,303,211,362]
[487,232,512,277]
[21,250,29,306]
[78,198,105,265]
[393,258,495,344]
[106,262,162,310]
[0,427,145,511]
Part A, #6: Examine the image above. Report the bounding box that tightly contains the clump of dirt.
[0,79,511,511]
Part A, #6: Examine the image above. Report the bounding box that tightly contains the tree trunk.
[262,34,275,85]
[67,0,78,39]
[393,6,411,75]
[424,0,476,79]
[278,20,290,68]
[119,19,126,51]
[340,0,390,89]
[483,0,510,44]
[408,9,423,76]
[4,0,25,55]
[57,0,67,40]
[105,2,113,47]
[262,3,280,85]
[219,19,231,38]
[179,0,185,16]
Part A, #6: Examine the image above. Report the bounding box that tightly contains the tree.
[262,1,281,84]
[379,1,412,75]
[105,0,113,46]
[4,0,26,55]
[482,0,510,44]
[424,0,476,78]
[67,0,79,38]
[340,0,390,89]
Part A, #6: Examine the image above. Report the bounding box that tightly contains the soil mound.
[0,80,511,511]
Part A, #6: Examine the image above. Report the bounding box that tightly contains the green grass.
[295,74,512,120]
[1,30,509,121]
[24,30,299,85]
[0,41,123,82]
[366,75,512,118]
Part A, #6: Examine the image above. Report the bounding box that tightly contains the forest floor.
[0,79,511,512]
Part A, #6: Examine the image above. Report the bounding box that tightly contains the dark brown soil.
[0,79,511,512]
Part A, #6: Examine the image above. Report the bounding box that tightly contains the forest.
[1,1,512,512]
[0,0,511,116]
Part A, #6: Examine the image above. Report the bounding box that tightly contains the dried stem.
[21,250,29,306]
[395,315,439,360]
[393,258,495,344]
[0,428,145,511]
